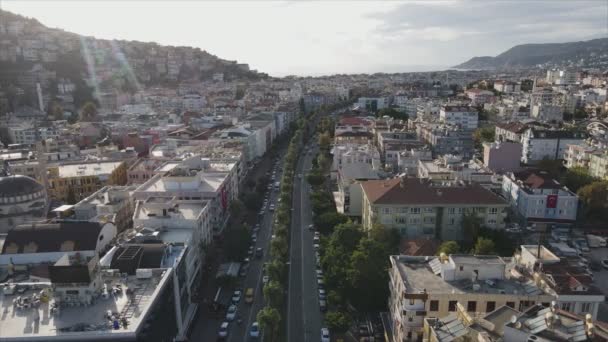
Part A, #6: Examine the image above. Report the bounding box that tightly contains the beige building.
[360,177,508,241]
[589,152,608,179]
[389,254,554,342]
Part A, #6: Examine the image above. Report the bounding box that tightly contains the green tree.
[472,126,495,149]
[263,281,284,308]
[313,212,348,234]
[243,192,262,212]
[325,311,352,334]
[577,181,608,220]
[306,171,325,187]
[270,235,288,260]
[377,107,408,121]
[318,132,331,151]
[257,307,281,342]
[223,224,251,261]
[473,237,496,255]
[537,157,563,179]
[461,212,482,243]
[321,222,363,292]
[266,259,286,285]
[437,241,460,255]
[348,238,392,311]
[80,101,98,122]
[561,166,595,193]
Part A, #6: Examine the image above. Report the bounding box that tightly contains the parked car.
[319,299,327,312]
[602,259,608,269]
[263,275,269,285]
[256,247,264,258]
[250,322,260,338]
[245,288,254,304]
[218,321,229,338]
[231,290,242,304]
[318,289,326,300]
[321,328,330,342]
[269,204,275,211]
[308,224,315,231]
[226,304,237,321]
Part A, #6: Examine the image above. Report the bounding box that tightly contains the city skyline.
[3,0,606,76]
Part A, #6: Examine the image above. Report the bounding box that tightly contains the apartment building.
[465,89,495,106]
[520,128,587,164]
[417,155,493,183]
[563,143,597,169]
[417,124,475,159]
[47,161,128,203]
[335,162,380,218]
[133,156,239,235]
[439,105,479,129]
[502,170,578,226]
[331,143,381,180]
[397,146,433,175]
[360,177,508,240]
[389,254,553,341]
[493,80,521,93]
[530,103,564,123]
[72,185,137,233]
[589,152,608,179]
[495,122,528,143]
[483,141,522,173]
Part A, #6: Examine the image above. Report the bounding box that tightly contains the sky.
[2,1,607,76]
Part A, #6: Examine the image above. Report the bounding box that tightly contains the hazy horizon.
[2,1,606,77]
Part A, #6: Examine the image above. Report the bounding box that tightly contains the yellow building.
[47,161,127,203]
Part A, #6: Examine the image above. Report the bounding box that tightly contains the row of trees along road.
[256,106,321,342]
[306,116,399,337]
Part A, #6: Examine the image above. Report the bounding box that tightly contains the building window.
[410,208,420,214]
[486,301,496,312]
[467,301,477,312]
[430,300,439,312]
[489,208,498,214]
[561,302,572,311]
[581,302,592,313]
[448,301,457,312]
[409,299,415,305]
[459,266,464,271]
[395,217,406,224]
[407,332,412,339]
[383,207,390,214]
[408,317,413,322]
[448,208,455,214]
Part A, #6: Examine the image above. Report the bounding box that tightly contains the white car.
[269,204,275,211]
[225,304,237,321]
[321,327,330,342]
[232,290,242,304]
[218,321,229,338]
[318,289,326,299]
[263,275,269,285]
[250,322,260,338]
[314,243,320,251]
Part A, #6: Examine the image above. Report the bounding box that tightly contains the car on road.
[269,204,275,211]
[240,264,249,277]
[602,259,608,269]
[225,304,237,321]
[321,328,330,342]
[313,236,320,243]
[218,321,229,339]
[318,289,326,300]
[316,269,323,277]
[258,209,265,216]
[245,288,254,304]
[319,299,327,312]
[317,278,325,289]
[263,275,269,285]
[248,246,254,256]
[256,247,264,258]
[308,224,315,231]
[314,231,320,238]
[250,322,260,338]
[253,224,260,233]
[251,233,257,243]
[314,243,320,251]
[231,290,242,304]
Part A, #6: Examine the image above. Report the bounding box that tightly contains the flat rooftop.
[392,255,545,296]
[56,161,123,178]
[134,200,207,221]
[135,173,226,194]
[0,269,171,341]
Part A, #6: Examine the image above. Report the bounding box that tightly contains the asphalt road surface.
[288,142,323,342]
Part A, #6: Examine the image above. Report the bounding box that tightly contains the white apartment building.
[397,146,433,175]
[530,103,563,122]
[182,93,206,111]
[331,143,381,179]
[439,105,478,130]
[334,162,380,218]
[520,128,587,164]
[389,254,553,341]
[502,170,578,226]
[133,156,239,235]
[357,97,389,111]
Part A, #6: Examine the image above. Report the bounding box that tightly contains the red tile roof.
[360,177,507,205]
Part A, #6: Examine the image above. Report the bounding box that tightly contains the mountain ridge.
[454,38,608,70]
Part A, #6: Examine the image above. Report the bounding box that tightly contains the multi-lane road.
[287,140,323,342]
